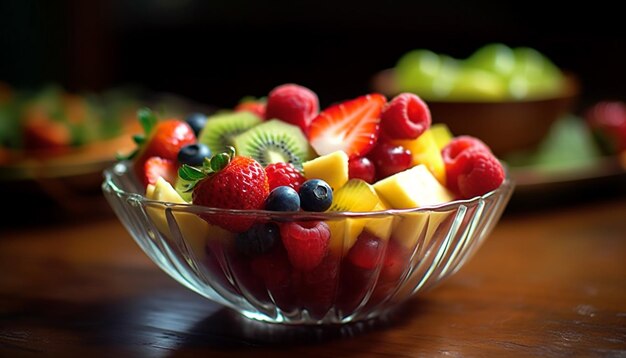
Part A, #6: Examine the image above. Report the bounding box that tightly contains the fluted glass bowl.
[102,161,514,325]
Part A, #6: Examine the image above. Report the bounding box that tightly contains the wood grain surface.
[1,197,625,357]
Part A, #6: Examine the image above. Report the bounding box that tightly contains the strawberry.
[190,154,269,232]
[279,221,330,271]
[265,84,319,134]
[123,108,196,186]
[265,162,306,191]
[308,93,387,158]
[144,156,178,186]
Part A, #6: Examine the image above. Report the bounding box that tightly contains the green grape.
[465,43,516,78]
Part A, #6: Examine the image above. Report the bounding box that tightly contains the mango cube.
[303,150,349,190]
[373,164,453,209]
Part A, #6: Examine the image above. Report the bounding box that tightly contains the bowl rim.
[103,161,515,219]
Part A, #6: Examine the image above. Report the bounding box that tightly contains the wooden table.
[1,196,625,357]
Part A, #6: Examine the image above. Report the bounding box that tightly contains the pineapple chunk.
[392,210,451,250]
[302,150,349,190]
[373,164,453,209]
[391,129,446,184]
[430,123,454,150]
[363,202,396,241]
[146,177,212,260]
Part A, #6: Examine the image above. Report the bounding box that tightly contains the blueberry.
[177,143,211,166]
[265,186,300,212]
[299,179,333,212]
[236,223,279,256]
[185,112,208,136]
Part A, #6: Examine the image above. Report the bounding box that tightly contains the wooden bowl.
[371,69,580,157]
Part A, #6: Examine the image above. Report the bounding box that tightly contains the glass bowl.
[102,161,514,325]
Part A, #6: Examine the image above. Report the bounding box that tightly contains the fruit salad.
[122,83,506,319]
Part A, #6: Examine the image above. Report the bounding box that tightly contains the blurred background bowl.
[372,69,580,157]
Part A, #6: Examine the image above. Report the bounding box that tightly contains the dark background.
[1,0,624,110]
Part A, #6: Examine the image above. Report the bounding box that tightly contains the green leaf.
[132,134,145,145]
[225,146,236,159]
[210,153,230,172]
[137,107,157,135]
[178,164,206,181]
[116,149,138,161]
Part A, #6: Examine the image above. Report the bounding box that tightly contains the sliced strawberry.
[308,94,387,158]
[143,156,178,186]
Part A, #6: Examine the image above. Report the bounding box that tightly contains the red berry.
[348,156,376,183]
[442,136,494,195]
[134,119,196,186]
[265,84,319,134]
[235,101,266,119]
[452,149,505,199]
[367,142,412,180]
[265,162,306,191]
[585,101,626,153]
[279,221,330,271]
[143,156,178,186]
[192,156,269,232]
[346,231,385,270]
[380,93,431,140]
[141,119,197,161]
[308,94,387,158]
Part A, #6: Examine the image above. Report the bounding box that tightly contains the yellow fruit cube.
[146,177,213,260]
[430,123,454,150]
[302,150,349,190]
[373,165,453,209]
[391,129,446,185]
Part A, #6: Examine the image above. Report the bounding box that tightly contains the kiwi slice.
[233,119,312,167]
[198,111,262,154]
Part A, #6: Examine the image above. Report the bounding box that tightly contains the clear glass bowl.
[102,161,514,325]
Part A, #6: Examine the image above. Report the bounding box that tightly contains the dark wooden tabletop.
[1,194,625,357]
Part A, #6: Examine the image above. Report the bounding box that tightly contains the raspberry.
[279,221,330,271]
[453,149,505,199]
[265,84,319,134]
[380,93,431,140]
[442,136,492,194]
[265,162,306,191]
